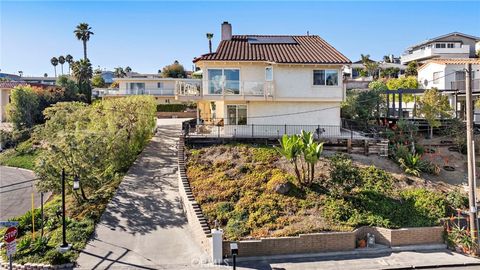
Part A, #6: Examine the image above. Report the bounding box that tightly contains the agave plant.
[398,153,424,176]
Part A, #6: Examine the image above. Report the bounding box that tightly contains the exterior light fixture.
[73,175,80,191]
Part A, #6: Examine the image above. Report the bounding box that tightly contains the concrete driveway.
[76,118,206,269]
[0,166,42,220]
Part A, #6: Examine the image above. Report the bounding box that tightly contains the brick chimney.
[221,21,232,41]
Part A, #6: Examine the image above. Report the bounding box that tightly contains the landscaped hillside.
[186,144,467,241]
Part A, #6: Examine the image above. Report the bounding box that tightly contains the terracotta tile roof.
[194,35,351,64]
[425,58,480,65]
[0,81,28,89]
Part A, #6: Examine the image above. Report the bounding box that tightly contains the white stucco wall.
[419,63,480,90]
[0,89,11,122]
[200,62,344,101]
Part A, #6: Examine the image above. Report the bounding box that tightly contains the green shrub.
[400,188,446,226]
[225,210,249,240]
[329,154,360,195]
[446,189,468,210]
[322,198,355,223]
[156,104,187,112]
[359,166,393,193]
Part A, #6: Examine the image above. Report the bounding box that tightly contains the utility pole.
[466,63,478,248]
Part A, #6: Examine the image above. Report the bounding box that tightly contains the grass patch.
[186,144,453,240]
[0,139,40,170]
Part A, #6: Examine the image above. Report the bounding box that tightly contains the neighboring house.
[343,59,406,90]
[0,82,28,122]
[0,73,21,81]
[101,73,201,104]
[401,32,480,64]
[20,76,57,85]
[176,22,351,136]
[417,58,480,122]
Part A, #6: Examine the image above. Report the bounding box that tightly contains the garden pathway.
[76,118,207,269]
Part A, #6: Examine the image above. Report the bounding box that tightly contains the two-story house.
[177,22,351,136]
[401,32,480,65]
[418,58,480,122]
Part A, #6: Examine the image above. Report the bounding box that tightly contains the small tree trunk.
[430,126,433,139]
[293,159,301,184]
[79,184,88,201]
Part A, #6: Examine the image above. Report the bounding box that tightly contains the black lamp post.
[59,168,80,252]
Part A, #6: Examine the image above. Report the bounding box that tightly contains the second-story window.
[447,43,455,48]
[435,43,446,49]
[208,69,240,94]
[313,70,338,86]
[157,82,164,89]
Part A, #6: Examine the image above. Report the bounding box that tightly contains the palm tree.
[65,54,73,74]
[71,59,93,103]
[58,55,66,75]
[43,73,48,77]
[51,57,59,77]
[125,66,132,73]
[114,67,126,78]
[206,33,214,53]
[74,23,94,60]
[18,71,23,77]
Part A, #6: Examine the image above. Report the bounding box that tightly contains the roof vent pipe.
[221,21,232,41]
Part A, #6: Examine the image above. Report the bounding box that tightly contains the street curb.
[382,262,480,270]
[0,165,35,173]
[224,244,448,263]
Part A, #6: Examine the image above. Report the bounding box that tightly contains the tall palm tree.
[51,57,59,77]
[65,54,73,74]
[206,33,214,53]
[125,66,132,73]
[18,71,23,77]
[74,23,94,60]
[58,55,66,75]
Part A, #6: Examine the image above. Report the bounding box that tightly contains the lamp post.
[59,168,80,253]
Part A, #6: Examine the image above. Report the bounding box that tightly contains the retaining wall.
[177,136,212,254]
[222,226,445,258]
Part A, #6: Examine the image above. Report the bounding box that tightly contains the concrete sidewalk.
[230,249,480,270]
[76,119,207,269]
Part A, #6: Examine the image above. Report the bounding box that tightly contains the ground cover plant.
[0,95,157,264]
[186,142,462,241]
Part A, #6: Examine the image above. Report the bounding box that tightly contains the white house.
[176,22,352,137]
[101,74,201,104]
[417,58,480,122]
[401,32,480,65]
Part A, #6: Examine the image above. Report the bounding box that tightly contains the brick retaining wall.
[177,137,212,254]
[222,226,444,258]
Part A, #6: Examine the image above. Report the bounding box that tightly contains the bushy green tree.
[6,86,40,130]
[91,74,105,88]
[386,76,418,103]
[341,83,386,127]
[405,61,418,76]
[161,60,186,78]
[418,88,452,138]
[34,96,157,200]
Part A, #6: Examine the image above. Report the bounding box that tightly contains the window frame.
[313,69,339,86]
[265,66,273,81]
[433,71,442,84]
[207,68,241,95]
[226,104,248,125]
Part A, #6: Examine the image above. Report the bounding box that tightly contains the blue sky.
[1,1,479,76]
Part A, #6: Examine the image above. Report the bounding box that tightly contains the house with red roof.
[176,22,351,137]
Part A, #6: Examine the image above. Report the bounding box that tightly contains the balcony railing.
[450,79,480,91]
[206,80,274,97]
[99,88,175,96]
[176,81,202,96]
